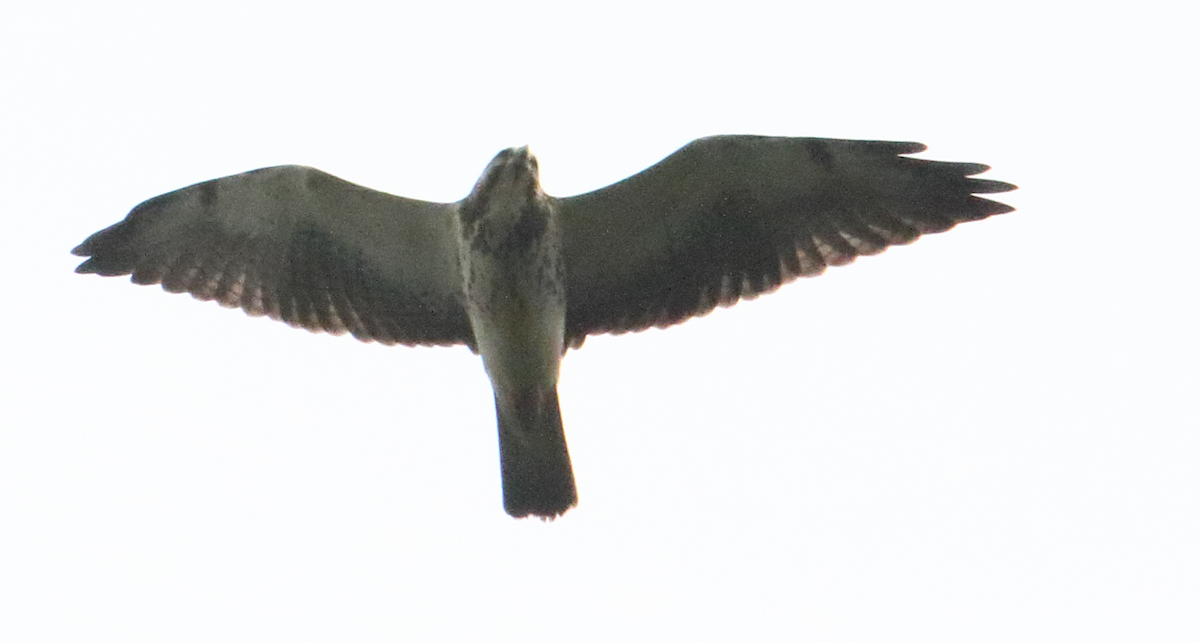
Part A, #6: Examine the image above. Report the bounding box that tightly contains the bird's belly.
[465,255,566,395]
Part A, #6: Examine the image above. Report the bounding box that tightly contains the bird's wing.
[556,135,1015,345]
[73,165,473,347]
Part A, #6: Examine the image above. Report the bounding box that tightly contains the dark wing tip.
[969,178,1018,194]
[894,141,928,154]
[965,175,1016,217]
[72,224,115,258]
[71,221,138,275]
[978,197,1016,215]
[73,258,100,274]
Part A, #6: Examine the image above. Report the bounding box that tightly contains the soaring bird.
[72,135,1016,519]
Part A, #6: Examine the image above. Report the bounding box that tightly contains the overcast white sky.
[2,1,1197,641]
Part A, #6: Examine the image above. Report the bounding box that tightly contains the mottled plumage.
[73,135,1016,518]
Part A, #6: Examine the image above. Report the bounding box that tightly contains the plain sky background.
[2,1,1196,641]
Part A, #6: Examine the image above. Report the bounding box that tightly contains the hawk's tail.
[495,388,578,519]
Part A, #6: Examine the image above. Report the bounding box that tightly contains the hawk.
[72,135,1016,519]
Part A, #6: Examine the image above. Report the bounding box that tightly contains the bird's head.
[459,146,544,228]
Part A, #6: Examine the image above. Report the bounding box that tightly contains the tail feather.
[496,388,577,519]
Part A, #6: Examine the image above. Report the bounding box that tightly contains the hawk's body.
[73,135,1016,518]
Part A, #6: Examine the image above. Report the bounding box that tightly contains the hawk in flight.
[73,136,1015,519]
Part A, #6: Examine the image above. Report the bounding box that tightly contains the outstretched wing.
[73,165,473,347]
[557,135,1015,345]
